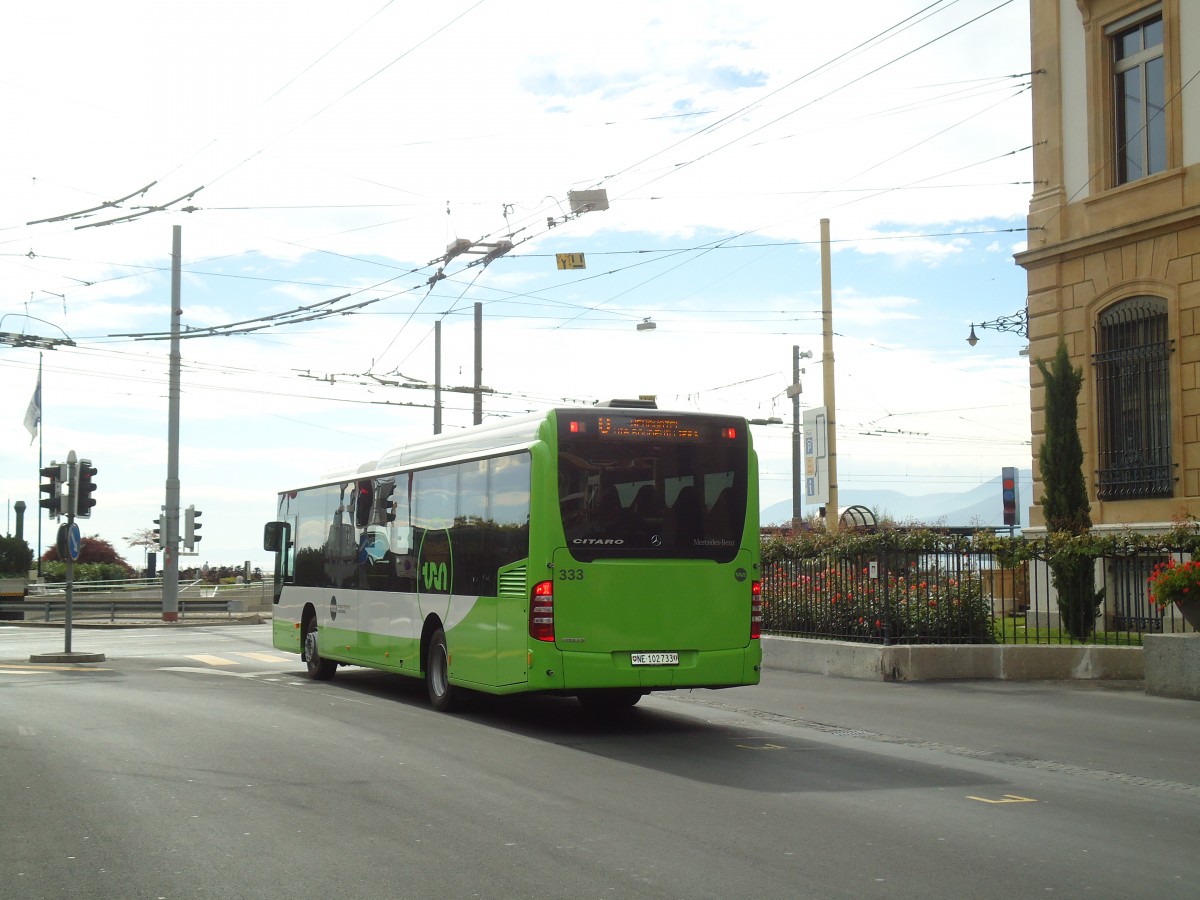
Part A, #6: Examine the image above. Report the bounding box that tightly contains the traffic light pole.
[35,353,43,578]
[163,225,182,622]
[29,450,105,664]
[63,451,76,653]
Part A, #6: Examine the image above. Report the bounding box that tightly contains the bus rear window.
[557,413,748,562]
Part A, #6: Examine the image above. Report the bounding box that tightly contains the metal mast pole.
[63,451,76,652]
[36,352,43,576]
[820,218,839,532]
[163,225,182,621]
[434,320,442,435]
[473,302,482,425]
[792,345,803,526]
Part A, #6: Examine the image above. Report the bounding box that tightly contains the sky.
[1,0,1035,570]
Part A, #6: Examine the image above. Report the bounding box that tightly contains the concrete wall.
[762,635,1145,682]
[1143,634,1200,699]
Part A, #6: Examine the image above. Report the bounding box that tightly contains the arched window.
[1093,295,1173,499]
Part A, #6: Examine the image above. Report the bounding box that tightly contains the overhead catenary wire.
[6,3,1035,409]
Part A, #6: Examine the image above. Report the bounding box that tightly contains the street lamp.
[967,308,1029,346]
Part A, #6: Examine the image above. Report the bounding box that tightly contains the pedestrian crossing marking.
[183,653,292,668]
[187,654,239,666]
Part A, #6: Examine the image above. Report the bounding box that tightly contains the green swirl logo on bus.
[422,561,448,591]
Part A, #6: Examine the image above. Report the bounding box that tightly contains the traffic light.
[153,507,165,550]
[355,480,372,527]
[184,505,202,551]
[39,462,64,519]
[1002,466,1019,527]
[76,459,97,518]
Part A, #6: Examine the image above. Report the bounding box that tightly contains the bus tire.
[303,618,337,681]
[578,689,644,711]
[426,627,460,712]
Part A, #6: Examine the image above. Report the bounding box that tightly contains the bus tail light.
[750,580,762,640]
[530,580,555,642]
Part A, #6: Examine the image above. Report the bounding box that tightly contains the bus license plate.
[631,652,679,666]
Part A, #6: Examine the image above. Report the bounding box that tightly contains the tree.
[125,527,158,552]
[41,535,133,570]
[1036,339,1102,639]
[0,535,33,576]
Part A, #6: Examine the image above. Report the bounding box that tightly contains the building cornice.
[1016,201,1200,268]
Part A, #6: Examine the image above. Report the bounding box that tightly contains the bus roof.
[374,410,549,472]
[280,405,750,493]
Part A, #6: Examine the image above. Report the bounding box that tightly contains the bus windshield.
[556,411,748,562]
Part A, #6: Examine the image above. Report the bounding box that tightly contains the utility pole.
[820,218,839,532]
[36,353,43,576]
[473,302,483,426]
[163,225,182,621]
[791,345,803,527]
[434,320,442,435]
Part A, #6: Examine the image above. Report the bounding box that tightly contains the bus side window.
[391,522,412,555]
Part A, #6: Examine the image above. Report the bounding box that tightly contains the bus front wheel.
[303,618,337,681]
[426,628,461,712]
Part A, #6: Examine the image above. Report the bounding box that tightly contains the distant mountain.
[761,469,1033,529]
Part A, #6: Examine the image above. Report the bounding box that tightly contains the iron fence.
[761,543,1196,645]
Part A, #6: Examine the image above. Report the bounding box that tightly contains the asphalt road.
[2,623,1198,899]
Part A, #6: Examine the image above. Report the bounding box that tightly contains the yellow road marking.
[967,794,1038,804]
[0,663,112,673]
[186,654,239,667]
[236,652,290,662]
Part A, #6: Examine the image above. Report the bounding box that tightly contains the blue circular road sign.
[67,522,81,561]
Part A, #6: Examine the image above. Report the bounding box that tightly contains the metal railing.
[0,597,241,623]
[0,577,273,623]
[761,544,1196,645]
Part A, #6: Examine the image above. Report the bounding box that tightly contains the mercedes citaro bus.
[264,400,762,711]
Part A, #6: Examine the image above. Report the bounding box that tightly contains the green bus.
[263,400,762,711]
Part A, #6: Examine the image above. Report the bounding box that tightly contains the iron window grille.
[1094,295,1173,500]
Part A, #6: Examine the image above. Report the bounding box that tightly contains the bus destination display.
[563,414,738,441]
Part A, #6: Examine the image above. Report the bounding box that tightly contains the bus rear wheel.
[426,628,461,712]
[303,618,337,681]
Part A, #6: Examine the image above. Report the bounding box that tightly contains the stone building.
[1016,0,1200,530]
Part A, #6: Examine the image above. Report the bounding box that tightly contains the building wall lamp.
[967,307,1029,346]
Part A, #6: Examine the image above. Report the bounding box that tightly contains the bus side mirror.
[264,521,290,553]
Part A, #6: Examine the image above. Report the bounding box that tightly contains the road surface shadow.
[316,666,1008,795]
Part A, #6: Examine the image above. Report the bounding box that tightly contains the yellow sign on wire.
[556,253,586,270]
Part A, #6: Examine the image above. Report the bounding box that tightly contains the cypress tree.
[1036,339,1102,638]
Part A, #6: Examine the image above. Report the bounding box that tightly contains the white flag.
[23,375,41,444]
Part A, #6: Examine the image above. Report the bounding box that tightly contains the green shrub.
[762,556,993,643]
[759,522,1200,644]
[40,561,135,583]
